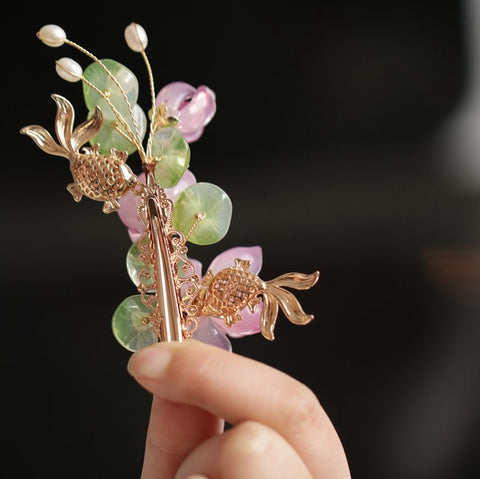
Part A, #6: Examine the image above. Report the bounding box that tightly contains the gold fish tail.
[259,291,279,340]
[20,94,104,159]
[259,271,320,341]
[265,271,320,290]
[20,124,66,157]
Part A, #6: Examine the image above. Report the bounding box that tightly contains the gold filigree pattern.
[134,173,201,340]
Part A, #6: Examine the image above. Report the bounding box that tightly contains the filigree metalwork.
[134,171,201,341]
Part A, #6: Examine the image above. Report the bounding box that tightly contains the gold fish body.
[200,259,264,326]
[68,147,137,213]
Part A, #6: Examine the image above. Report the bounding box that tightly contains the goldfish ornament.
[21,23,320,351]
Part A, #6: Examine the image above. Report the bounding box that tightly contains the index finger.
[128,340,351,479]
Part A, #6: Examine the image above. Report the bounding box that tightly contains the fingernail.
[127,344,172,378]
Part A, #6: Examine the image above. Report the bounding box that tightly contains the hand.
[127,340,351,479]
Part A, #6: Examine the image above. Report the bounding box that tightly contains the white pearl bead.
[124,23,148,52]
[55,58,83,82]
[37,24,66,47]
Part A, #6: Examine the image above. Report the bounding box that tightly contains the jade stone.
[172,182,232,245]
[83,59,139,115]
[126,237,155,289]
[83,59,145,154]
[89,103,146,155]
[112,295,158,352]
[152,127,190,188]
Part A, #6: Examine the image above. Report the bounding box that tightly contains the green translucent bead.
[83,59,139,117]
[83,59,145,154]
[89,103,146,155]
[112,295,158,352]
[126,237,155,289]
[173,182,232,245]
[152,127,190,188]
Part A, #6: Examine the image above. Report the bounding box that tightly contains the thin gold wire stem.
[64,38,146,159]
[111,121,134,144]
[80,76,146,160]
[185,212,206,242]
[140,48,157,161]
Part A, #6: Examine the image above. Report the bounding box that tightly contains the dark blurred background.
[3,1,479,477]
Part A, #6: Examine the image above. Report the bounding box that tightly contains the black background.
[3,1,479,478]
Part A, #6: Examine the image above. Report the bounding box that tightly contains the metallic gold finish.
[21,30,320,345]
[147,193,183,341]
[193,259,320,340]
[20,94,137,213]
[134,170,201,341]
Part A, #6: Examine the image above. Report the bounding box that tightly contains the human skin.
[127,340,351,479]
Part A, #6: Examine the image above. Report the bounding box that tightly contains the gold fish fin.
[260,292,279,341]
[266,271,320,290]
[20,125,66,158]
[71,106,104,151]
[234,258,251,270]
[265,284,314,326]
[102,199,121,214]
[201,270,215,287]
[67,183,82,202]
[51,94,75,152]
[224,313,242,327]
[247,296,261,313]
[110,148,128,163]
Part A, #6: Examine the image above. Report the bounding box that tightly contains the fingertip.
[127,339,213,379]
[127,341,174,379]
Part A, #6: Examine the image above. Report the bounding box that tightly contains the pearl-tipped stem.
[37,24,66,47]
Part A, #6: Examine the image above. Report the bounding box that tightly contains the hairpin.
[21,23,320,352]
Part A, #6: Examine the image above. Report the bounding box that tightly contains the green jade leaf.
[112,295,158,352]
[83,59,145,154]
[126,237,155,289]
[88,103,146,155]
[173,182,232,245]
[152,127,190,188]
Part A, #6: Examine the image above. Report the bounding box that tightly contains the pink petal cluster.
[155,81,216,142]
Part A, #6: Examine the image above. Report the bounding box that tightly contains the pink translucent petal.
[156,81,196,115]
[177,86,216,133]
[182,127,204,143]
[192,316,232,351]
[155,82,216,142]
[212,304,263,338]
[128,229,144,243]
[208,246,263,275]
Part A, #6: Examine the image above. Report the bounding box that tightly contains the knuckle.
[219,421,273,466]
[280,382,325,432]
[170,344,218,398]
